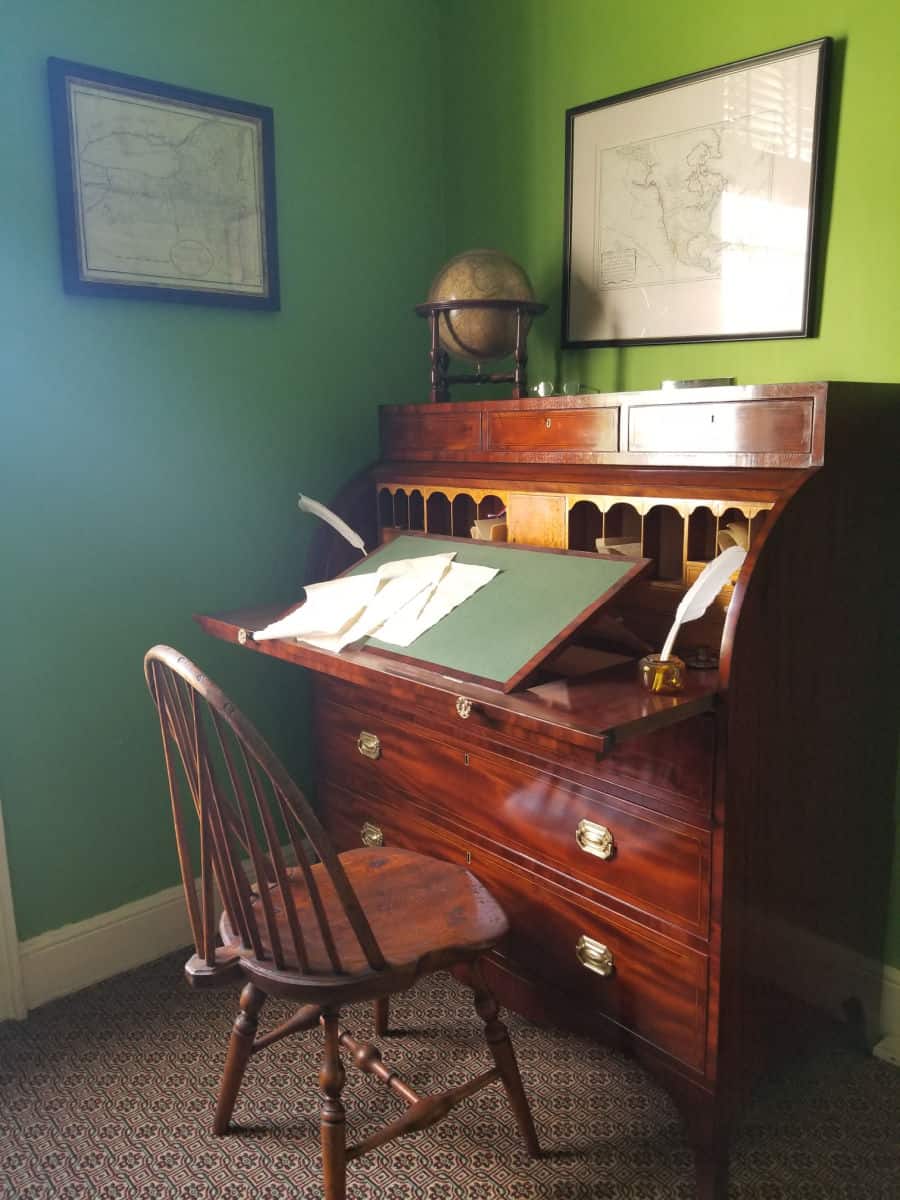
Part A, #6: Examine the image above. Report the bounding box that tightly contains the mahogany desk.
[198,382,899,1199]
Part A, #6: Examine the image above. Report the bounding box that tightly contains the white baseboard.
[19,883,193,1012]
[873,1031,900,1067]
[0,795,26,1021]
[748,912,900,1057]
[14,847,298,1015]
[883,960,900,1046]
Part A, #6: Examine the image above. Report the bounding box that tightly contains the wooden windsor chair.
[143,645,539,1199]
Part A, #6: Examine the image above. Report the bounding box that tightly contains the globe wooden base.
[415,299,547,403]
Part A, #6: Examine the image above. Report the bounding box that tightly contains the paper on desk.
[251,552,461,652]
[376,560,498,647]
[315,553,456,651]
[251,573,379,642]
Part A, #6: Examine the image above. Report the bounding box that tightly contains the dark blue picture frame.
[47,57,280,310]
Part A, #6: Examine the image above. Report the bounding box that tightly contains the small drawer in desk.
[321,782,707,1073]
[380,410,482,458]
[316,697,710,937]
[486,407,619,453]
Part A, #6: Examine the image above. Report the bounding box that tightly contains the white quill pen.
[298,493,366,555]
[660,545,747,661]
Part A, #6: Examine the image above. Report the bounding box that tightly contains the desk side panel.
[721,381,900,1088]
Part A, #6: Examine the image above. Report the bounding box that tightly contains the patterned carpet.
[1,951,898,1199]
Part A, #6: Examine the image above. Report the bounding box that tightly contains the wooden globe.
[427,249,536,361]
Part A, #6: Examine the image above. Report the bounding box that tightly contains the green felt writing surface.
[347,535,640,690]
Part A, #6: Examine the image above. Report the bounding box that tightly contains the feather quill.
[660,545,747,661]
[297,493,366,555]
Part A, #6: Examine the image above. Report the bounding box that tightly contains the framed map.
[562,39,830,347]
[48,59,279,309]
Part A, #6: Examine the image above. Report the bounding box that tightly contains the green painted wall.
[0,1,443,941]
[435,0,900,967]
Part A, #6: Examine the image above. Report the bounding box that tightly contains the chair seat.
[221,847,509,979]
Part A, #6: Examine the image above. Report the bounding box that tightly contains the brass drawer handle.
[576,934,615,977]
[575,819,615,861]
[456,696,473,720]
[357,731,381,760]
[361,821,384,848]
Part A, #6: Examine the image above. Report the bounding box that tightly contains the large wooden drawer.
[321,781,708,1073]
[316,676,715,821]
[316,697,711,937]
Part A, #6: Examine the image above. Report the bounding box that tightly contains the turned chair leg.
[468,960,540,1157]
[374,995,389,1037]
[214,982,266,1136]
[320,1010,347,1200]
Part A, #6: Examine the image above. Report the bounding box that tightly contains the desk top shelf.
[380,380,827,469]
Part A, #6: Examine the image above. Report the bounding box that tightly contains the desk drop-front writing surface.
[346,534,645,692]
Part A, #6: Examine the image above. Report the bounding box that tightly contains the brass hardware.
[464,752,470,766]
[357,731,382,760]
[575,934,615,977]
[465,850,472,865]
[575,819,615,861]
[545,417,552,429]
[237,628,248,645]
[456,696,473,720]
[361,821,384,848]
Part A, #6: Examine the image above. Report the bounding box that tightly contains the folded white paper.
[250,551,491,653]
[309,552,458,651]
[376,560,498,647]
[252,573,379,642]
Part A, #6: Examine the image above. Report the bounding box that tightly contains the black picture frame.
[48,57,280,310]
[561,38,831,348]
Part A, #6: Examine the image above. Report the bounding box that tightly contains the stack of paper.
[252,552,498,652]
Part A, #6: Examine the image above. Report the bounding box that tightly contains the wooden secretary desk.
[197,381,898,1198]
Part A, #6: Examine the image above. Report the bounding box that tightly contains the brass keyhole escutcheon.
[575,934,615,977]
[575,819,615,861]
[456,696,473,720]
[357,731,381,760]
[361,821,384,848]
[464,752,470,766]
[545,417,552,429]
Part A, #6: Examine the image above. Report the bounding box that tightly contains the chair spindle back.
[144,645,385,977]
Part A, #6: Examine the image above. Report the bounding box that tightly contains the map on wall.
[563,40,828,346]
[595,117,777,291]
[48,59,279,309]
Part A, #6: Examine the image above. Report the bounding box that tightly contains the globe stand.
[415,299,547,403]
